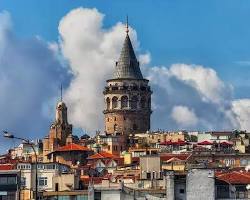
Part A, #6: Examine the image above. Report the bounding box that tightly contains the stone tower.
[103,25,152,135]
[43,100,73,157]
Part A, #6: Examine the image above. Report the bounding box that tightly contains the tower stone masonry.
[103,29,152,135]
[43,100,73,157]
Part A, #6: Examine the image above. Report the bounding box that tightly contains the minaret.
[55,89,68,125]
[43,86,73,157]
[103,18,152,135]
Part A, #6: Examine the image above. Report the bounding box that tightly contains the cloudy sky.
[1,0,250,152]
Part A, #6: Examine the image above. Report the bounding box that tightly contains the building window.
[114,124,118,131]
[112,96,118,109]
[114,117,116,121]
[106,97,110,110]
[141,96,146,108]
[152,171,155,179]
[121,96,128,108]
[146,173,151,179]
[240,159,248,166]
[38,177,48,186]
[131,96,138,109]
[133,124,137,131]
[0,177,7,185]
[0,177,16,185]
[180,189,185,194]
[113,146,118,151]
[148,98,151,109]
[224,159,235,166]
[21,177,26,187]
[7,177,16,184]
[37,164,43,169]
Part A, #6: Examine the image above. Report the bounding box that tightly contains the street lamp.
[3,131,38,200]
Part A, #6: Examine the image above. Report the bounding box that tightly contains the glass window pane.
[7,177,16,184]
[0,177,7,184]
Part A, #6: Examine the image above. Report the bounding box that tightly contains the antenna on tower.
[125,15,129,34]
[60,84,63,102]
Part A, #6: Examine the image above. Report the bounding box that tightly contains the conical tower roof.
[113,34,143,79]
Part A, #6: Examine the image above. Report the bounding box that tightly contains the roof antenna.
[125,15,129,34]
[60,84,63,102]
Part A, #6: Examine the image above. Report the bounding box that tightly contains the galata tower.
[103,21,152,135]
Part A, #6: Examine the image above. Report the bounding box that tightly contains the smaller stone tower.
[103,20,152,135]
[43,99,73,157]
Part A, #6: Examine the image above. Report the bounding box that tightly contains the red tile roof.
[0,164,14,170]
[87,151,117,160]
[216,171,250,184]
[220,141,233,146]
[197,141,213,145]
[160,153,191,162]
[54,143,90,152]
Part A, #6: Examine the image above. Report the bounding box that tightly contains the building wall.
[53,173,79,191]
[100,135,127,156]
[103,79,151,135]
[197,134,212,142]
[140,156,161,180]
[104,112,150,135]
[101,190,122,200]
[162,163,185,172]
[52,152,88,166]
[124,153,132,165]
[186,169,215,200]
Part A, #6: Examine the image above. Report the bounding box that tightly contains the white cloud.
[232,99,250,131]
[147,64,239,131]
[58,8,139,132]
[171,105,198,127]
[57,7,247,132]
[169,64,232,104]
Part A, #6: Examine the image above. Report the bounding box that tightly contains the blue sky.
[1,0,250,152]
[2,0,250,97]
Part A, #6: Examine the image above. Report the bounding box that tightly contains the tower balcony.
[103,85,152,95]
[103,108,152,114]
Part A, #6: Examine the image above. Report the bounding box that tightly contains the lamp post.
[3,131,38,200]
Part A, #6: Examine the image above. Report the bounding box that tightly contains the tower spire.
[113,16,143,79]
[125,15,129,34]
[60,84,63,102]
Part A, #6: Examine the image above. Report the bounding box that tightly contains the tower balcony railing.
[103,86,152,94]
[103,107,152,114]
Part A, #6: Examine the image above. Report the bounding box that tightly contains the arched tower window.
[114,124,118,131]
[148,98,151,109]
[141,96,146,109]
[112,96,118,109]
[121,96,128,108]
[133,124,137,131]
[106,97,110,110]
[131,96,138,109]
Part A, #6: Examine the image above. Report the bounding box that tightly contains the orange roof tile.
[54,143,90,152]
[0,164,14,170]
[87,151,117,160]
[160,153,191,162]
[216,171,250,184]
